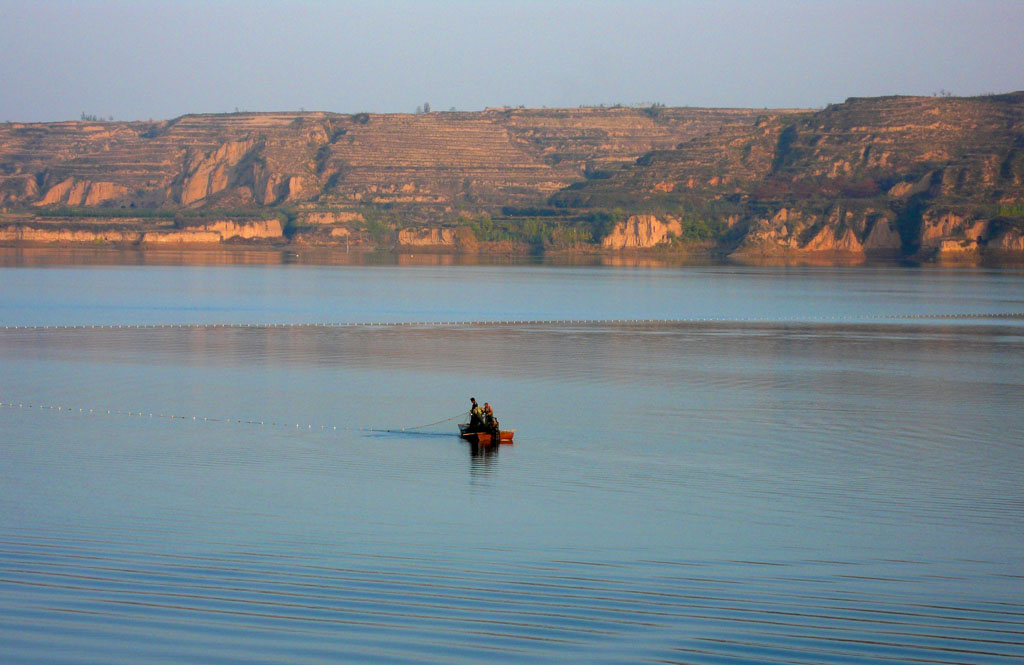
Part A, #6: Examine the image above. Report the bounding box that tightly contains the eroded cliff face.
[0,218,283,246]
[562,93,1024,259]
[0,226,144,244]
[601,215,683,249]
[149,219,284,243]
[178,139,257,206]
[397,227,457,247]
[36,179,129,206]
[729,206,1016,259]
[731,206,898,256]
[990,227,1024,252]
[2,97,1023,258]
[1,107,791,250]
[0,108,774,212]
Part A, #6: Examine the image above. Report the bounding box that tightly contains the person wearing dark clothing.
[469,397,484,431]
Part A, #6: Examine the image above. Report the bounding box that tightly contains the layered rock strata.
[601,215,683,250]
[0,108,774,212]
[557,93,1024,259]
[0,218,283,246]
[2,96,1023,259]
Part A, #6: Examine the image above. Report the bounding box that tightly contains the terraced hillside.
[2,95,1022,259]
[0,106,777,212]
[554,93,1024,258]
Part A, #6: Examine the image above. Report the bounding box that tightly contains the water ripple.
[3,315,1023,663]
[1,535,1023,664]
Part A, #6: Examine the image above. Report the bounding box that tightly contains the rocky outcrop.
[0,107,779,213]
[1,217,283,246]
[936,239,981,258]
[732,205,901,256]
[142,219,283,244]
[2,96,1024,259]
[602,215,683,249]
[802,224,864,253]
[989,226,1024,252]
[920,212,980,248]
[561,92,1024,259]
[289,225,369,246]
[296,210,363,225]
[862,219,903,253]
[915,211,992,256]
[179,139,257,205]
[0,225,142,244]
[256,173,308,206]
[0,175,39,207]
[36,178,129,206]
[140,229,223,244]
[201,219,283,240]
[397,227,456,247]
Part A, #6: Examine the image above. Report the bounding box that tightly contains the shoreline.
[2,244,1022,269]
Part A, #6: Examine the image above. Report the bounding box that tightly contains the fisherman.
[469,397,484,431]
[483,402,498,434]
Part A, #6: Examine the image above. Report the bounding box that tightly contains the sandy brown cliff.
[0,107,772,210]
[2,96,1022,260]
[0,106,788,250]
[0,217,283,245]
[556,93,1024,260]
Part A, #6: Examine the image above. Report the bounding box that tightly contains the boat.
[459,423,515,446]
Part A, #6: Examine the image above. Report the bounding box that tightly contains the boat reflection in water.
[460,422,514,479]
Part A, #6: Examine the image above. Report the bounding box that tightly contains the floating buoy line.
[1,312,1023,333]
[0,398,467,436]
[3,314,1020,434]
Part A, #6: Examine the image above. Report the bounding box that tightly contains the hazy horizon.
[2,0,1023,123]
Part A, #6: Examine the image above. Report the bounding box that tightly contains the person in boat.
[469,397,484,431]
[483,402,498,435]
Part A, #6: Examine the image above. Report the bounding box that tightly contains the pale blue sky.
[2,0,1022,122]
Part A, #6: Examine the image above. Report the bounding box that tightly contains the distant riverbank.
[4,94,1024,269]
[3,244,1023,270]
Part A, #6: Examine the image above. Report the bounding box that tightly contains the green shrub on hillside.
[35,206,176,219]
[675,214,725,242]
[582,209,626,240]
[457,213,599,249]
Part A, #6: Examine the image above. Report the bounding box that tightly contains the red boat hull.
[459,425,514,446]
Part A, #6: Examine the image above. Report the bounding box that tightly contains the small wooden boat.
[459,424,515,446]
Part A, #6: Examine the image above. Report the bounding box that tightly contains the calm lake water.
[2,250,1023,664]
